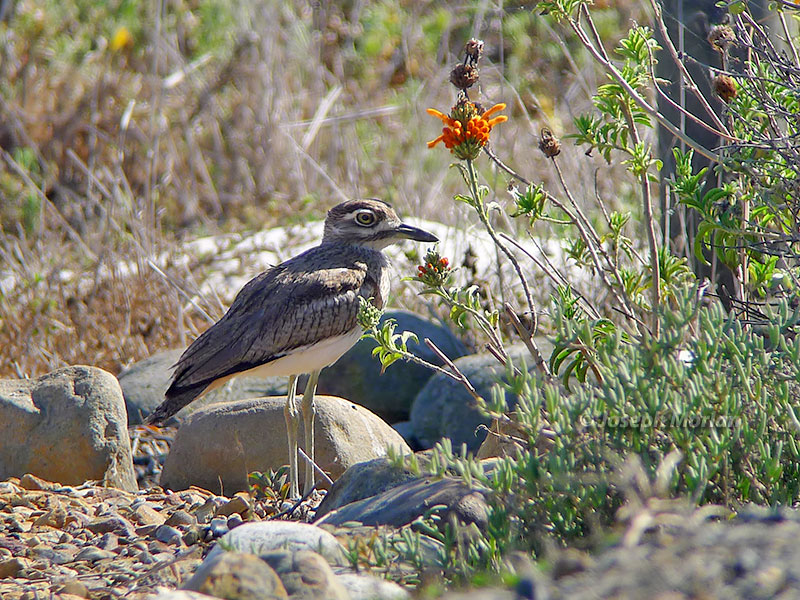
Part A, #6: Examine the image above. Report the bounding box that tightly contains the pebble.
[0,557,25,578]
[74,546,115,562]
[226,514,244,530]
[214,494,251,518]
[57,579,90,597]
[132,502,166,526]
[155,525,184,546]
[86,515,135,537]
[182,528,201,546]
[206,517,229,540]
[165,509,197,527]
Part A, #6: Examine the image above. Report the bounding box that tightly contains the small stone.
[33,505,68,528]
[261,550,347,599]
[155,525,184,546]
[138,550,156,564]
[227,514,244,530]
[337,573,410,599]
[74,546,115,562]
[87,515,135,537]
[30,544,73,565]
[182,528,201,546]
[166,509,197,527]
[215,494,251,518]
[131,503,166,526]
[96,532,119,551]
[59,532,74,544]
[194,497,226,524]
[20,473,59,491]
[0,557,26,578]
[57,579,90,598]
[208,521,346,567]
[209,517,229,538]
[149,540,171,554]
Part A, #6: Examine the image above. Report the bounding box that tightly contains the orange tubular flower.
[427,101,507,160]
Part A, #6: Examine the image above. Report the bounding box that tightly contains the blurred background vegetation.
[0,0,650,376]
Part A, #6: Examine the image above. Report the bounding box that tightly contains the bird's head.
[322,199,438,250]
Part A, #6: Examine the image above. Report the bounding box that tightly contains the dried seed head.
[708,24,735,53]
[450,63,479,90]
[539,127,561,158]
[465,38,484,64]
[713,74,737,103]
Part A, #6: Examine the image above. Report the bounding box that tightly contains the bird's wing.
[174,265,375,387]
[163,257,377,403]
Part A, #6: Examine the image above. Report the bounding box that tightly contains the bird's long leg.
[283,375,300,499]
[301,369,320,494]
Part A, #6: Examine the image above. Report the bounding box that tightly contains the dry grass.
[0,0,645,379]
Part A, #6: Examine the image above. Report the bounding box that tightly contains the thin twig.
[424,337,484,404]
[621,103,660,336]
[565,14,721,163]
[504,302,552,378]
[297,447,335,487]
[649,0,731,136]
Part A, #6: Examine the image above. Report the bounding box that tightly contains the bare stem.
[621,103,661,335]
[465,158,537,325]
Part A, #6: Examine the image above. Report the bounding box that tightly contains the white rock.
[337,573,410,599]
[207,521,346,566]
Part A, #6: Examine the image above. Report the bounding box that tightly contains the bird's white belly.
[234,327,363,380]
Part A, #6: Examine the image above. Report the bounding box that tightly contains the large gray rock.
[316,476,488,529]
[316,310,467,423]
[118,349,287,425]
[410,343,550,452]
[182,551,287,599]
[0,366,137,491]
[315,456,422,520]
[160,396,410,494]
[207,522,346,567]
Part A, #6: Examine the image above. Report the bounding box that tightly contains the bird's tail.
[143,382,207,425]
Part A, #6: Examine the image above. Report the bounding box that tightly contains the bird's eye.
[354,210,376,226]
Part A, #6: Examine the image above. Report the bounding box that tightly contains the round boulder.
[0,366,137,491]
[316,310,467,423]
[410,343,550,452]
[182,551,287,599]
[159,396,411,494]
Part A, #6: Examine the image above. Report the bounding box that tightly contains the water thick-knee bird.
[146,199,438,497]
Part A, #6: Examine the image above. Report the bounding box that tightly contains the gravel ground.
[2,426,799,599]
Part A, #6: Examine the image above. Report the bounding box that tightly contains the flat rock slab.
[159,396,410,494]
[118,348,287,425]
[0,366,137,491]
[314,456,423,520]
[316,476,488,529]
[207,521,346,567]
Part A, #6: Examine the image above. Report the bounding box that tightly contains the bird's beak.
[395,223,439,243]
